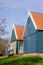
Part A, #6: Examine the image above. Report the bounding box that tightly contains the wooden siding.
[37,31,43,52]
[11,29,16,43]
[24,16,36,53]
[24,16,35,38]
[10,41,16,54]
[24,34,36,53]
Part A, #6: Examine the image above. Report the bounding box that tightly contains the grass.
[0,56,43,65]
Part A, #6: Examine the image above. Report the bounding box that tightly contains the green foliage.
[0,56,43,65]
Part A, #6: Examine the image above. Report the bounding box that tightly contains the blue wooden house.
[24,11,43,54]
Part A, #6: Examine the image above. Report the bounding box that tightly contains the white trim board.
[13,24,18,39]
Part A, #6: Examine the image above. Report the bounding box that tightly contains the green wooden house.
[9,25,24,55]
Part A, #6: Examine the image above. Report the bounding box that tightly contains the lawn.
[0,56,43,65]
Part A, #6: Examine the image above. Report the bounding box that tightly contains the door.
[18,41,24,54]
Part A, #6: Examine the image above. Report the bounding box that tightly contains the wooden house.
[9,25,24,55]
[24,11,43,54]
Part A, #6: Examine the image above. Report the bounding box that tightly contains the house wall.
[24,16,36,53]
[5,47,9,56]
[24,16,35,37]
[10,41,16,54]
[24,34,36,53]
[37,31,43,52]
[10,28,17,54]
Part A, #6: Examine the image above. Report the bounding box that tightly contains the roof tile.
[14,25,24,40]
[31,12,43,30]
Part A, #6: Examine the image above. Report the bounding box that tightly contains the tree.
[0,38,9,56]
[0,2,10,56]
[0,2,8,36]
[0,18,8,35]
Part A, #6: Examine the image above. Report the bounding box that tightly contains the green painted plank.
[16,41,18,54]
[11,29,16,43]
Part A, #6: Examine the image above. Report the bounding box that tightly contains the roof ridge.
[31,11,43,14]
[14,24,24,27]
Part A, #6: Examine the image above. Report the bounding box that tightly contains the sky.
[0,0,43,38]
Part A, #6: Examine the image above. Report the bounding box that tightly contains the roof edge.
[29,11,37,30]
[13,24,18,39]
[30,11,43,14]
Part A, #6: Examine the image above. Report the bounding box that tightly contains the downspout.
[36,30,39,53]
[36,30,39,56]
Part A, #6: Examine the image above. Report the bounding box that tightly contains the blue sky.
[0,0,43,38]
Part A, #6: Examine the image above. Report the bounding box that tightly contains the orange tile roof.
[14,25,24,40]
[31,12,43,30]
